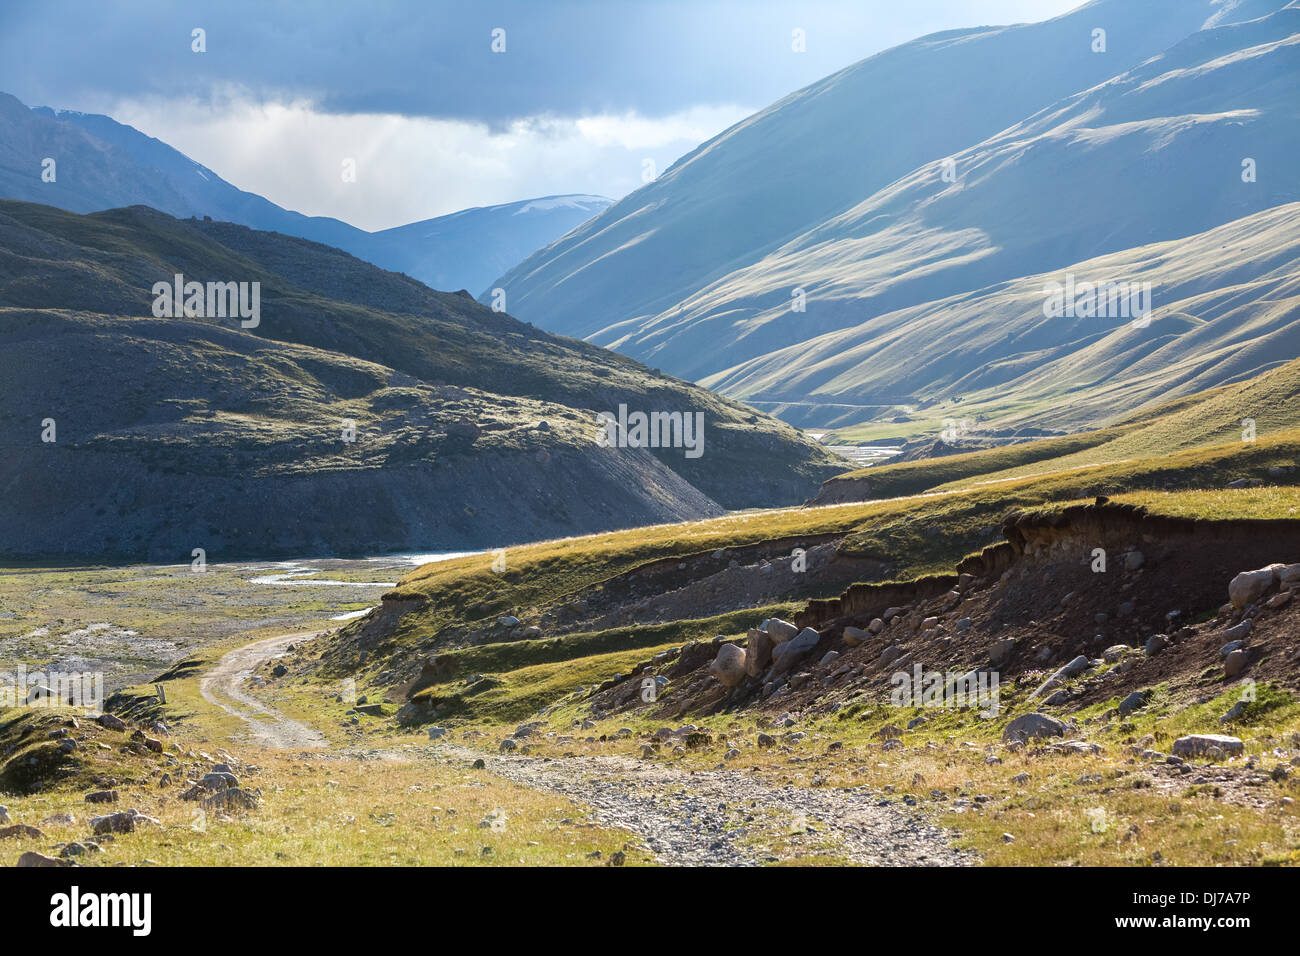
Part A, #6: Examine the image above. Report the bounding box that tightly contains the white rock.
[762,619,800,644]
[1228,566,1282,609]
[709,643,748,688]
[771,627,821,675]
[842,626,870,647]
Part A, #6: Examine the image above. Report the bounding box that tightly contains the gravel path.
[433,744,975,866]
[199,631,329,749]
[199,632,973,865]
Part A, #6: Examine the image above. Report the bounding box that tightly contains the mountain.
[709,202,1300,437]
[0,92,611,293]
[0,199,843,561]
[485,0,1299,431]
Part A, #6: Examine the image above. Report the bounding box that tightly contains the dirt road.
[203,631,973,864]
[199,631,328,749]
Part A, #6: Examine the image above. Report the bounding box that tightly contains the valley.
[4,403,1300,867]
[2,0,1299,887]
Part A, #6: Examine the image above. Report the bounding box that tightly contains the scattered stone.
[0,824,43,840]
[16,851,69,867]
[989,638,1016,663]
[1103,645,1131,663]
[841,626,870,647]
[89,810,158,835]
[1002,713,1069,744]
[1224,649,1249,679]
[201,788,260,812]
[1118,690,1151,716]
[1172,734,1244,759]
[1222,620,1253,643]
[96,713,127,732]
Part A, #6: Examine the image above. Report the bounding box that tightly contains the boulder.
[1103,645,1131,663]
[1224,649,1249,678]
[744,628,772,677]
[762,619,799,644]
[90,810,158,835]
[96,713,127,732]
[1229,566,1281,609]
[1221,620,1252,642]
[1002,712,1068,743]
[0,824,44,840]
[198,771,239,791]
[841,626,870,647]
[201,788,260,812]
[770,627,821,675]
[868,618,885,634]
[1267,590,1293,609]
[16,851,69,867]
[988,638,1016,663]
[708,643,748,688]
[1118,690,1150,716]
[1172,734,1244,758]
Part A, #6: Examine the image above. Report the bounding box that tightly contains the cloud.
[103,95,754,230]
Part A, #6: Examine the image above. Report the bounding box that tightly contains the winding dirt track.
[202,631,974,865]
[199,631,328,749]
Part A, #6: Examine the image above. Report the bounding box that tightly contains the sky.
[0,0,1084,230]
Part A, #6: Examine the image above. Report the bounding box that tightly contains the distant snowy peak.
[512,195,612,216]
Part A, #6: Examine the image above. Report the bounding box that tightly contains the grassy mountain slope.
[0,200,843,560]
[709,200,1300,441]
[486,0,1279,352]
[667,6,1300,390]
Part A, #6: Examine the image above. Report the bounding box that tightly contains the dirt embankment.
[586,501,1300,720]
